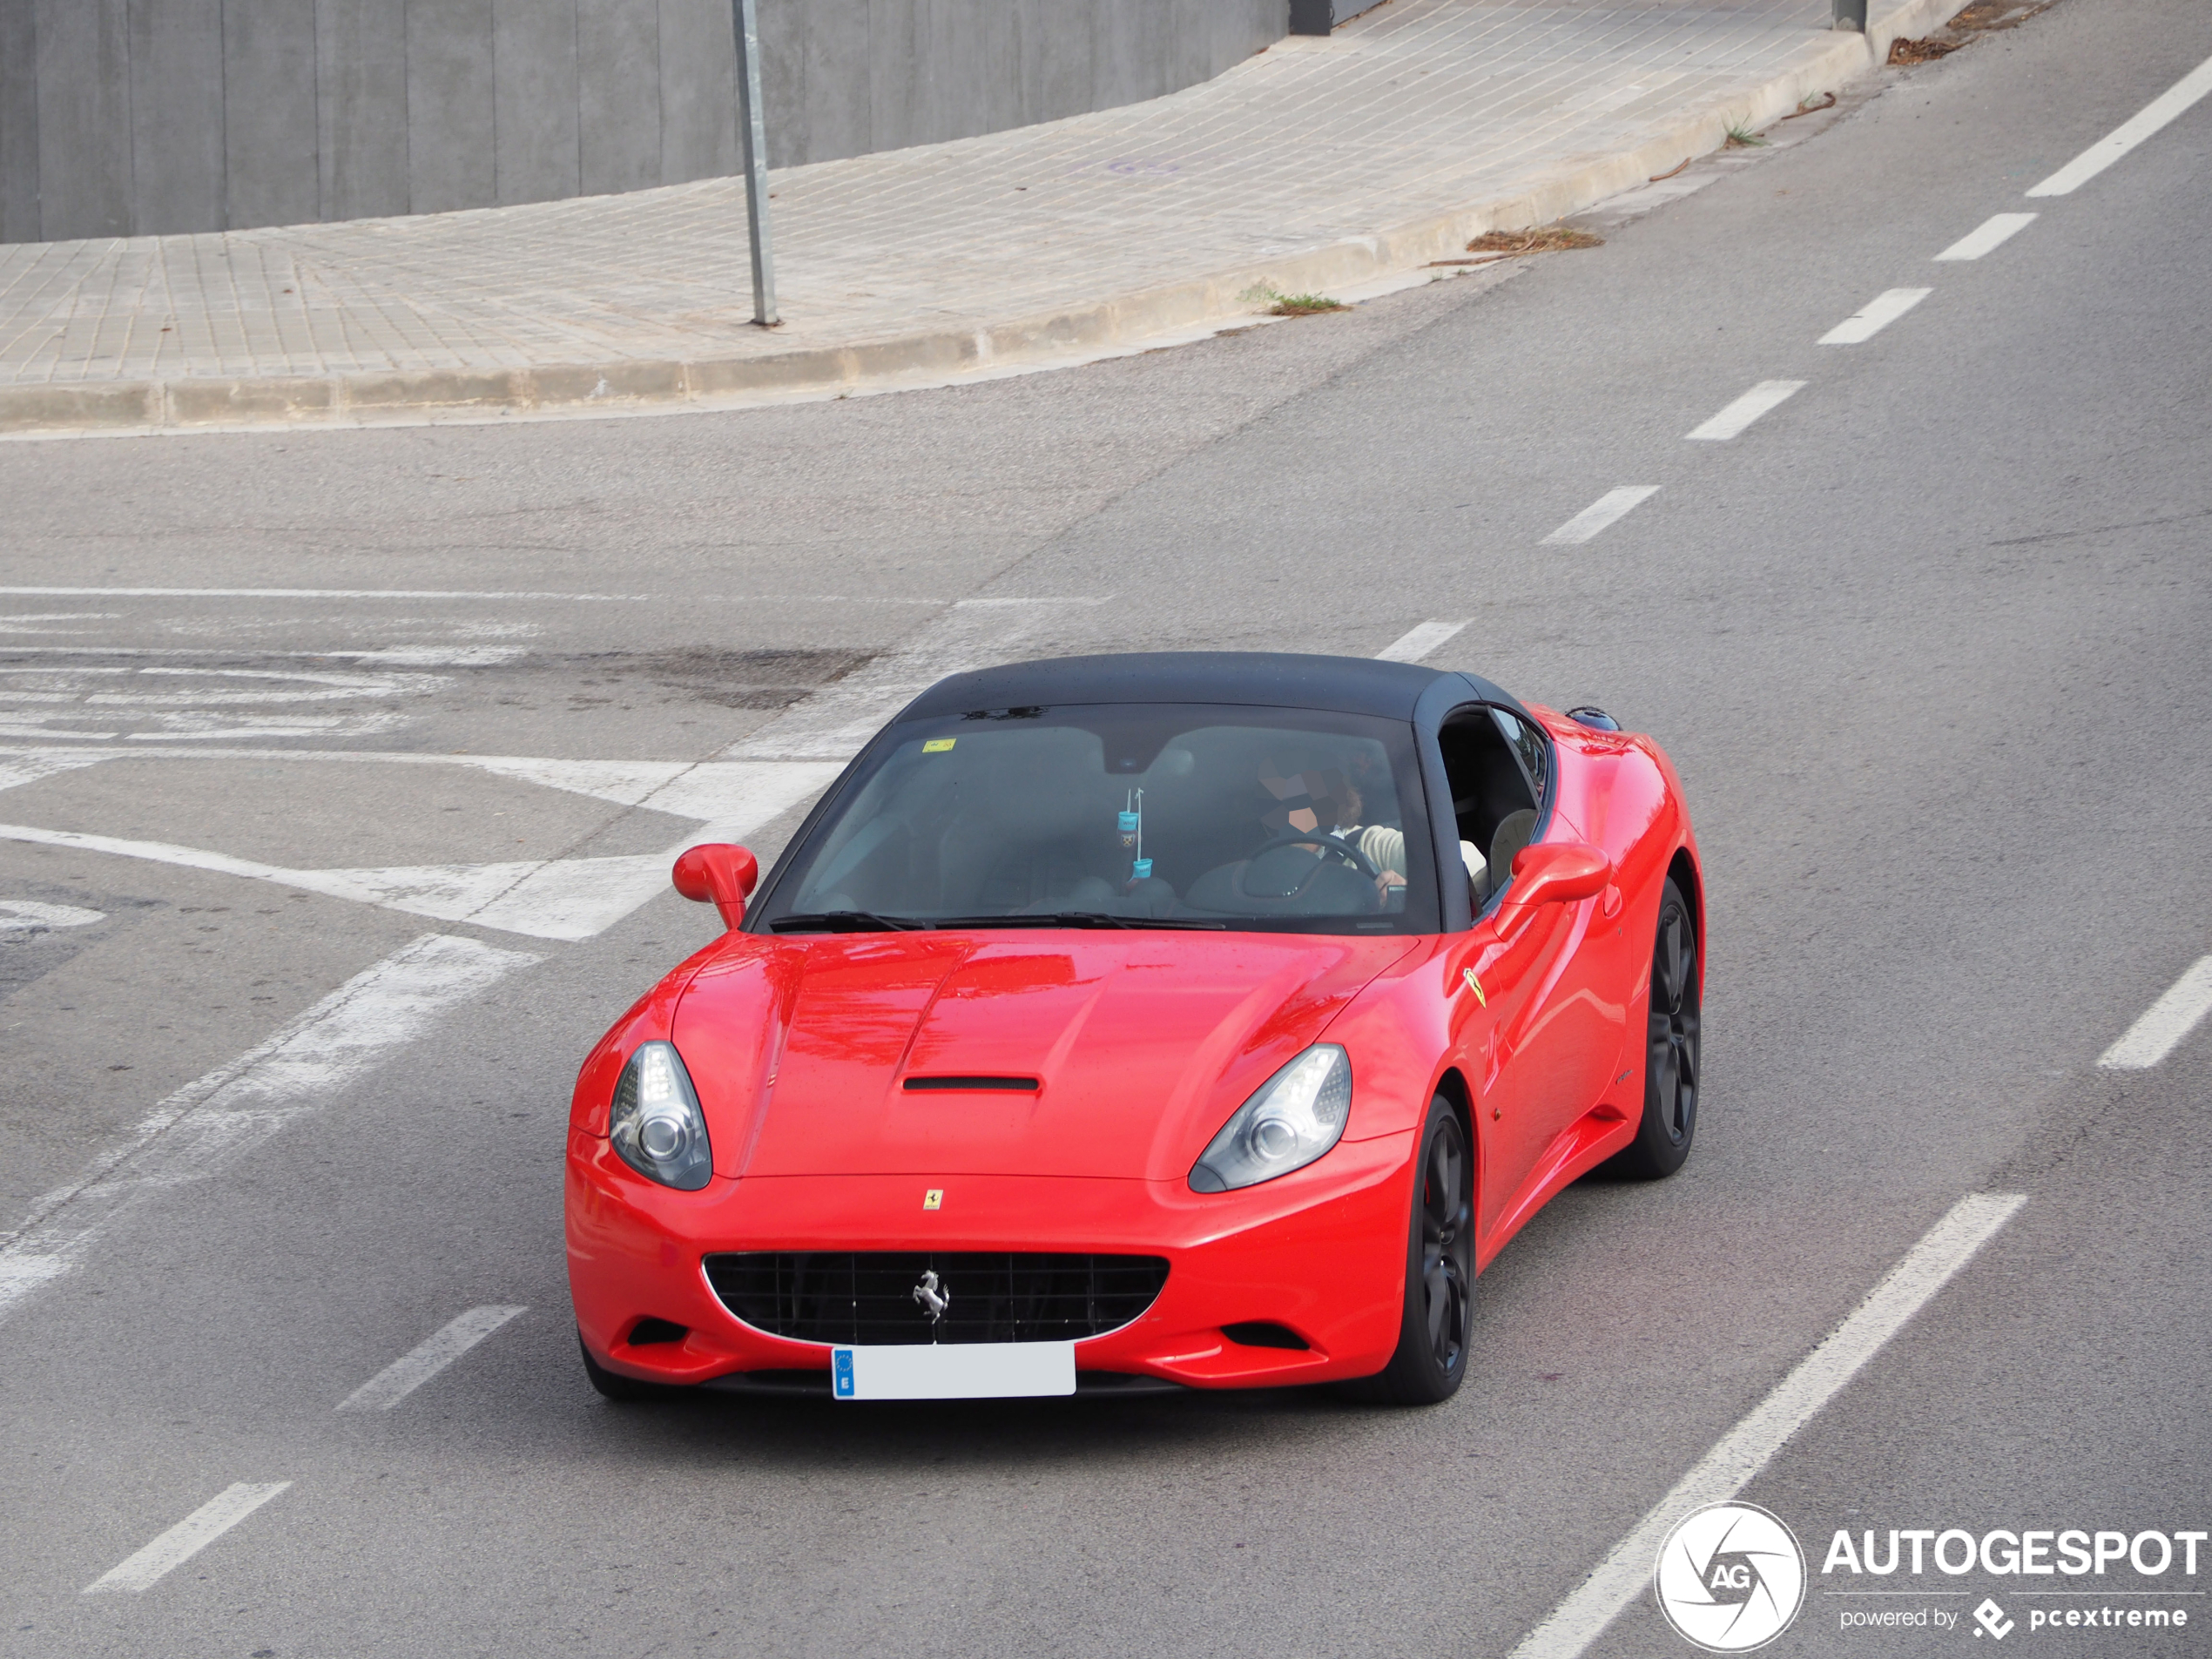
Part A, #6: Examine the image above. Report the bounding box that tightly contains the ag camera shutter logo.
[1655,1501,1807,1652]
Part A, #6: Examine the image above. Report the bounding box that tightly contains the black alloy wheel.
[1611,877,1699,1178]
[1343,1094,1474,1406]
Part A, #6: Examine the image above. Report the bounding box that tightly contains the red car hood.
[672,931,1415,1182]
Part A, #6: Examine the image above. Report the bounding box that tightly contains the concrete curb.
[0,0,1966,440]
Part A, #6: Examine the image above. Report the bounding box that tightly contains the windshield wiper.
[932,912,1226,931]
[768,910,926,933]
[771,910,1227,934]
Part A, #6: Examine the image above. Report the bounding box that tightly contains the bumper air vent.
[1222,1321,1310,1351]
[704,1251,1169,1346]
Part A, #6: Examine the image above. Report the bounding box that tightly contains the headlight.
[609,1041,712,1190]
[1188,1044,1352,1192]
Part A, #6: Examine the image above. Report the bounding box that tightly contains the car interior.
[775,704,1548,931]
[784,716,1432,927]
[1438,707,1543,914]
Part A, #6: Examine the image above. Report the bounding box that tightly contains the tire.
[1341,1094,1474,1406]
[1610,877,1700,1179]
[579,1331,661,1402]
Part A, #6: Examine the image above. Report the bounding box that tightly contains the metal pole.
[1832,0,1867,29]
[732,0,779,326]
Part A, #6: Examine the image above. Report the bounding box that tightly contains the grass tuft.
[1264,289,1345,318]
[1723,119,1769,148]
[1464,224,1604,255]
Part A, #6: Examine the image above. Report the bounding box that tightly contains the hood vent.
[902,1075,1040,1092]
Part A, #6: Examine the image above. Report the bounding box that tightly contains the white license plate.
[831,1340,1076,1400]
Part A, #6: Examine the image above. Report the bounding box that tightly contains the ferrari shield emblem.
[922,1188,944,1211]
[1461,968,1487,1007]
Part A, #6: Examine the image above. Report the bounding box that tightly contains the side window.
[1490,708,1550,806]
[1437,710,1539,911]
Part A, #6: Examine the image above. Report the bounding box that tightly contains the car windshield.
[751,703,1438,934]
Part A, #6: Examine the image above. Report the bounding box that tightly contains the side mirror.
[1498,841,1611,915]
[672,843,759,932]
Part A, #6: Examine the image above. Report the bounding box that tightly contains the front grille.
[704,1251,1170,1345]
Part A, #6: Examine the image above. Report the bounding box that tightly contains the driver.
[1337,787,1487,898]
[1332,784,1409,897]
[1258,764,1485,900]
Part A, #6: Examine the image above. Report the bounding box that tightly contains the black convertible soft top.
[896,651,1523,725]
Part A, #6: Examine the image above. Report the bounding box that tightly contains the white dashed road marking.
[338,1305,528,1411]
[2027,51,2212,197]
[1818,287,1932,346]
[1935,212,2037,260]
[1541,487,1660,546]
[0,934,536,1327]
[1507,1191,2027,1659]
[1375,619,1467,663]
[1685,381,1805,441]
[2098,955,2212,1070]
[83,1482,291,1595]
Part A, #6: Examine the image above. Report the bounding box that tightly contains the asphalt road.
[3,0,2209,1653]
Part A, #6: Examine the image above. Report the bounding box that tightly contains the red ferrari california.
[567,652,1703,1406]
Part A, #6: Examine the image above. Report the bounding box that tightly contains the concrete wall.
[0,0,1288,243]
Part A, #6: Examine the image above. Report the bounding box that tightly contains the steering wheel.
[1245,831,1383,882]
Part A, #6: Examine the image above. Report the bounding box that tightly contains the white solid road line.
[0,755,840,939]
[1818,287,1932,346]
[0,934,535,1326]
[0,586,935,604]
[338,1305,527,1411]
[1935,212,2037,261]
[1507,1191,2027,1659]
[2028,51,2212,197]
[0,644,525,666]
[1685,381,1805,442]
[0,745,845,823]
[83,1482,291,1595]
[0,587,656,602]
[0,817,658,941]
[1375,619,1468,663]
[2098,955,2212,1070]
[1541,487,1661,546]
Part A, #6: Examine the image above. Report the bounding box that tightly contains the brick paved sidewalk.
[0,0,1959,433]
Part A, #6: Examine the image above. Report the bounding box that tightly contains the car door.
[1432,704,1570,1241]
[1479,711,1630,1216]
[1450,897,1579,1245]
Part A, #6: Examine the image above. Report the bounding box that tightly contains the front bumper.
[566,1128,1416,1391]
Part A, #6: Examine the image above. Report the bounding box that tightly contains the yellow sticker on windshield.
[922,738,955,753]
